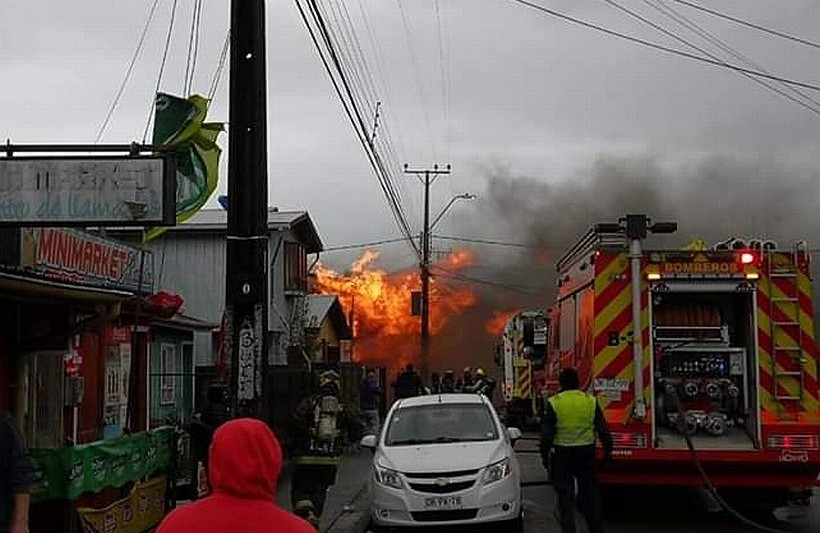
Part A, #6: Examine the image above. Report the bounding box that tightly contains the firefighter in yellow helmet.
[466,368,496,397]
[540,368,613,533]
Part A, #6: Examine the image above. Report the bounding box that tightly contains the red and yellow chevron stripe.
[515,365,532,400]
[592,253,652,422]
[757,252,819,423]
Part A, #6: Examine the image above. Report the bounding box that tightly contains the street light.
[430,193,477,231]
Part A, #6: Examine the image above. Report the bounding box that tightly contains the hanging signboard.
[0,156,175,226]
[12,227,155,293]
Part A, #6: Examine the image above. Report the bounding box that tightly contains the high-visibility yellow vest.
[548,390,597,446]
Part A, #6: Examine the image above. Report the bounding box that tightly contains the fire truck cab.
[548,215,820,509]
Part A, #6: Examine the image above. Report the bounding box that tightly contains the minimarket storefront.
[0,228,179,533]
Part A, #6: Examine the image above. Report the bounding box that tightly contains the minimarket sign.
[18,228,154,292]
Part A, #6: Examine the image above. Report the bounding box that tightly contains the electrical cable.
[670,0,820,50]
[639,0,820,114]
[296,0,419,256]
[509,0,820,93]
[602,0,820,115]
[432,234,538,249]
[183,0,204,95]
[95,0,162,143]
[324,237,410,252]
[432,267,543,296]
[143,0,180,143]
[307,0,412,242]
[207,31,230,102]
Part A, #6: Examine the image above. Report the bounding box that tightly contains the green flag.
[144,93,224,243]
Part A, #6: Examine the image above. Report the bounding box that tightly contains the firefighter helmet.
[475,368,486,377]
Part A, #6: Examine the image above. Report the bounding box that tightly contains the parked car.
[360,393,523,531]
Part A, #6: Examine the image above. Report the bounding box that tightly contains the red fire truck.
[546,215,819,508]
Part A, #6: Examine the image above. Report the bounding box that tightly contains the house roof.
[148,312,219,332]
[104,208,324,253]
[306,294,352,340]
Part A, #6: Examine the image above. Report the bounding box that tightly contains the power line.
[143,0,180,143]
[307,0,412,237]
[509,0,820,93]
[207,31,230,101]
[323,237,410,252]
[433,234,537,249]
[183,0,204,95]
[95,0,162,143]
[602,0,820,115]
[432,267,543,296]
[295,0,419,256]
[670,0,820,50]
[645,0,820,114]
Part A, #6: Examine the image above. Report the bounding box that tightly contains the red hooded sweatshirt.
[157,418,315,533]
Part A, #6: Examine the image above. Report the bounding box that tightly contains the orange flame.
[485,310,518,336]
[313,249,477,374]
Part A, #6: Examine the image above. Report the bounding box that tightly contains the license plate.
[423,496,463,510]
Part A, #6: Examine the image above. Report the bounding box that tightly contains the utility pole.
[225,0,269,420]
[404,163,451,384]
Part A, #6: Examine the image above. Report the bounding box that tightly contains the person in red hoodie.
[157,418,316,533]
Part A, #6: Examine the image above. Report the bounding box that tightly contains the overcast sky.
[2,1,819,271]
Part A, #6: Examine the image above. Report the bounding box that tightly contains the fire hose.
[668,388,794,533]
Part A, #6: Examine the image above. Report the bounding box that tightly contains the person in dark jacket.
[359,371,381,435]
[392,364,423,399]
[540,368,613,533]
[157,418,315,533]
[0,412,30,533]
[440,369,456,393]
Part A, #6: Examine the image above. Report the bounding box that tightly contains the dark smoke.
[431,154,820,375]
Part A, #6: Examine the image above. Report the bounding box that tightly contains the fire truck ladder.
[766,247,805,401]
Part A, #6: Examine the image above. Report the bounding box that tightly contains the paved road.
[358,438,818,533]
[515,437,819,533]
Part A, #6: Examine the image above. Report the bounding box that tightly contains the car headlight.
[375,466,403,489]
[482,458,512,485]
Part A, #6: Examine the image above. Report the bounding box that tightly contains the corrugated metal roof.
[181,208,308,229]
[305,294,351,339]
[102,207,324,253]
[306,294,337,328]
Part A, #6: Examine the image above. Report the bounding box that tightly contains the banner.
[144,93,224,242]
[77,476,166,533]
[28,426,174,502]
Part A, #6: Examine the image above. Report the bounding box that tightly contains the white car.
[360,393,523,531]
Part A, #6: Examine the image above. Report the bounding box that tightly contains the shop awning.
[0,272,134,304]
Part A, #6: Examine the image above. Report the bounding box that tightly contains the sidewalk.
[318,449,373,533]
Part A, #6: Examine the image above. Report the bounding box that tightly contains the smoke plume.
[431,154,820,374]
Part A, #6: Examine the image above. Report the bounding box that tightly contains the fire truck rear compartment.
[651,289,758,450]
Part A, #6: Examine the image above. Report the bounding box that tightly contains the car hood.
[376,439,508,473]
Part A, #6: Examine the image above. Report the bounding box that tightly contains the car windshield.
[384,403,499,446]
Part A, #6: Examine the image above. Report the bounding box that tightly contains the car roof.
[395,393,488,408]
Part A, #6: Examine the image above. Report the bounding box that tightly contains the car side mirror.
[360,434,378,449]
[507,427,522,446]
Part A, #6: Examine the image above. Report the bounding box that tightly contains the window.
[385,403,499,446]
[284,241,308,292]
[160,344,176,405]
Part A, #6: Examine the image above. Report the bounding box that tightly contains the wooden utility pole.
[225,0,269,420]
[404,164,450,384]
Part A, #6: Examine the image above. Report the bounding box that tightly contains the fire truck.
[494,310,550,428]
[545,214,819,508]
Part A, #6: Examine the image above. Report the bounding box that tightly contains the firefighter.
[440,369,456,393]
[456,367,473,392]
[290,372,341,518]
[540,368,613,533]
[466,368,496,398]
